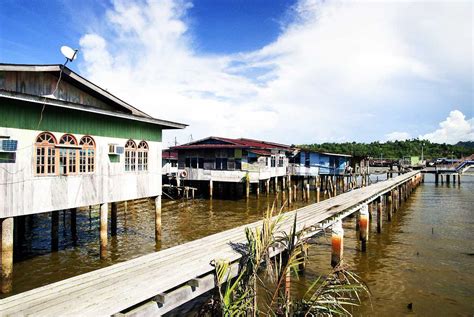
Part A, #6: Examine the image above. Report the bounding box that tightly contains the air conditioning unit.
[108,144,124,155]
[0,139,18,152]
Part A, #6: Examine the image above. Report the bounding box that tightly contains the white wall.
[0,127,162,217]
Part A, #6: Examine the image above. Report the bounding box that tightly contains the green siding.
[0,99,162,141]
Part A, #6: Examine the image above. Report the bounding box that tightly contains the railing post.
[359,204,369,252]
[331,220,344,267]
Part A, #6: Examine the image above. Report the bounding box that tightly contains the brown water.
[4,174,474,316]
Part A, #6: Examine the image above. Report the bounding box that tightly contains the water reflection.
[5,174,474,317]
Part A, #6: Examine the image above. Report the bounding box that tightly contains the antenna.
[60,46,78,64]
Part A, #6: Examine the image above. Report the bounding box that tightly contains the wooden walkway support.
[0,171,421,316]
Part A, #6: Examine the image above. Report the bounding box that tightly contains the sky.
[0,0,473,147]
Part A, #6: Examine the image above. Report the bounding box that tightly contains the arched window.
[35,132,57,175]
[125,140,137,171]
[138,141,149,171]
[59,134,78,175]
[80,136,95,173]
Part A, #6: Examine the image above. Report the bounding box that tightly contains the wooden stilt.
[331,220,344,267]
[155,196,162,242]
[51,210,59,251]
[245,177,250,199]
[100,203,108,258]
[111,202,118,236]
[387,193,392,221]
[209,179,213,199]
[306,184,311,202]
[71,208,77,243]
[377,197,383,233]
[288,186,292,206]
[1,218,14,293]
[316,187,320,203]
[266,179,270,196]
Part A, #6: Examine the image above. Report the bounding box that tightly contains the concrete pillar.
[266,179,270,196]
[316,187,320,203]
[155,195,162,242]
[71,208,77,243]
[359,204,369,252]
[282,176,286,190]
[331,220,344,268]
[293,184,297,201]
[274,177,278,193]
[1,217,14,293]
[377,197,383,233]
[100,203,108,258]
[111,202,118,236]
[209,179,213,198]
[51,210,59,251]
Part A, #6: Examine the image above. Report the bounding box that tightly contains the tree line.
[298,140,474,160]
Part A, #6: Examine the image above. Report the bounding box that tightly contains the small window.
[235,158,242,170]
[35,132,57,175]
[138,141,148,171]
[216,158,228,170]
[271,156,276,167]
[80,136,95,173]
[191,157,198,168]
[58,134,78,175]
[278,156,284,167]
[125,140,137,171]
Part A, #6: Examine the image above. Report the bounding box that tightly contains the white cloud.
[78,0,473,145]
[385,131,412,142]
[420,110,474,144]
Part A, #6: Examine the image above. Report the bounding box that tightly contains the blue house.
[289,149,351,177]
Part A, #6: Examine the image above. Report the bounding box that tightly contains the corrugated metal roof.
[162,150,178,159]
[171,136,292,152]
[0,90,187,130]
[0,63,187,129]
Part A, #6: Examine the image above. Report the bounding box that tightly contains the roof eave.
[0,90,187,130]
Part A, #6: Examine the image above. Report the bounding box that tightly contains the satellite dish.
[60,46,78,62]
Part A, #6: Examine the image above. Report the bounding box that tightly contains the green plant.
[203,204,370,316]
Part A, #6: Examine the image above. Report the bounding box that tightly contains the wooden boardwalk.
[0,171,420,317]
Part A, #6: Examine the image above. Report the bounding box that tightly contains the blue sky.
[1,0,472,145]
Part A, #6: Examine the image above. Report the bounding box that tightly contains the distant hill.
[456,141,474,149]
[299,139,474,160]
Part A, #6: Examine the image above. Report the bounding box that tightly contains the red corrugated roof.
[171,136,292,152]
[162,150,178,159]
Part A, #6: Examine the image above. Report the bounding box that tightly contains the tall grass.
[200,203,370,316]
